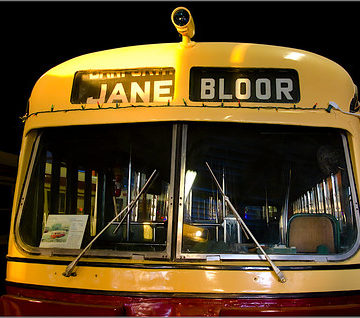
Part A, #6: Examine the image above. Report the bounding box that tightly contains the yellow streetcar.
[2,7,360,315]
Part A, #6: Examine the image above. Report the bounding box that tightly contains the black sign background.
[71,68,175,104]
[189,67,300,103]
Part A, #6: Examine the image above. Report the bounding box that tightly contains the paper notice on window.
[40,214,88,249]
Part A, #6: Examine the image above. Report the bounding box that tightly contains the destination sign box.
[71,68,175,104]
[189,67,300,103]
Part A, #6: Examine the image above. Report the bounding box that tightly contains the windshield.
[19,123,173,256]
[180,123,357,258]
[17,122,359,260]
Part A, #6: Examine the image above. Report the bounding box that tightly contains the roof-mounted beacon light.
[171,7,195,46]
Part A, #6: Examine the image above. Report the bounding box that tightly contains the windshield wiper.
[205,162,286,283]
[63,169,158,277]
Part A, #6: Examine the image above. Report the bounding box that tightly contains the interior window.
[19,123,172,254]
[181,123,357,257]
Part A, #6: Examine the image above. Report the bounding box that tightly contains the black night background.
[0,1,359,155]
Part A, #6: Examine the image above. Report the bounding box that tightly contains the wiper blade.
[205,162,286,283]
[63,169,158,277]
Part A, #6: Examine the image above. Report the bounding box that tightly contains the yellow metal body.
[7,41,360,295]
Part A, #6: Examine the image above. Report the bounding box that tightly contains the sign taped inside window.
[40,214,88,249]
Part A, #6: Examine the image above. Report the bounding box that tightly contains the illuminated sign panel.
[189,67,300,103]
[71,68,175,104]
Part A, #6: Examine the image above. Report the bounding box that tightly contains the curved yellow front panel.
[6,260,360,294]
[27,42,355,122]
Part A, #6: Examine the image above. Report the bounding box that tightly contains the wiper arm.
[205,162,286,283]
[63,169,158,277]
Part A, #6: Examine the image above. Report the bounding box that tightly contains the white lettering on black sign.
[71,68,175,104]
[190,67,300,103]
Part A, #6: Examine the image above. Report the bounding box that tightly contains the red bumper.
[2,285,360,316]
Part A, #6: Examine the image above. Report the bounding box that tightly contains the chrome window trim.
[15,124,177,260]
[164,124,177,258]
[175,124,188,259]
[14,131,43,254]
[177,126,360,262]
[328,132,360,261]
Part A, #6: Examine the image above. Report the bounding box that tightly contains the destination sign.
[71,68,175,104]
[189,67,300,103]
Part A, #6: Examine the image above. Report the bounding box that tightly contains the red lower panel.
[2,285,360,316]
[1,294,124,316]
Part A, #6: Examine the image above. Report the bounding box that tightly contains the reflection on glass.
[182,123,356,256]
[19,123,172,253]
